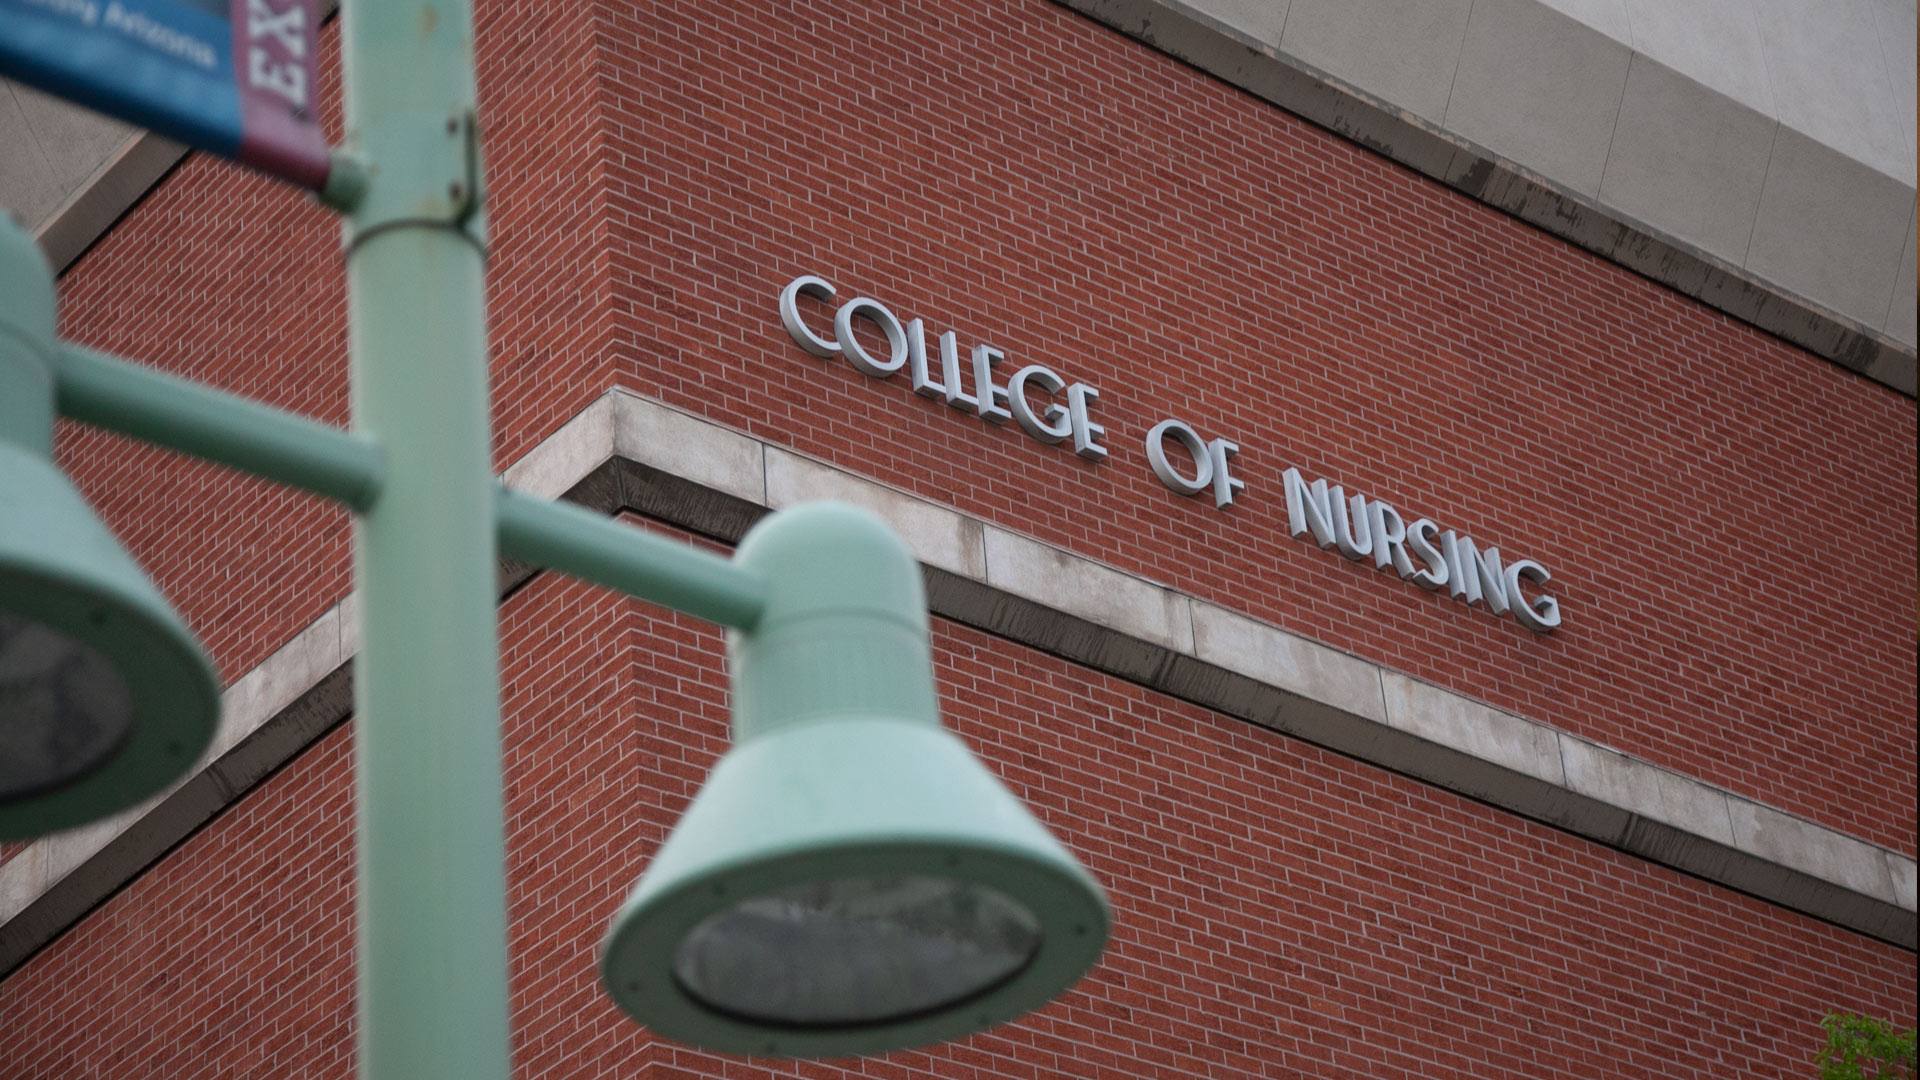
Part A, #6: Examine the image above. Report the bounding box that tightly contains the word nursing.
[1284,468,1561,632]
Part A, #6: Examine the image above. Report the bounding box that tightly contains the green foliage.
[1820,1014,1918,1080]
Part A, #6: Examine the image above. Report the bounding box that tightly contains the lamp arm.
[52,344,385,512]
[495,487,766,631]
[49,344,767,628]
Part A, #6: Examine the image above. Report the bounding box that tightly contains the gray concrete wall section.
[0,79,187,272]
[32,132,188,272]
[1,80,137,229]
[1,390,1911,978]
[1074,0,1919,394]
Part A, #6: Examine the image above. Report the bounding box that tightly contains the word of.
[1144,419,1243,509]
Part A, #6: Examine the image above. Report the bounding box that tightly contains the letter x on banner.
[0,0,329,191]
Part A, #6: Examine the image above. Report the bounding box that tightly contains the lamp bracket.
[343,108,487,256]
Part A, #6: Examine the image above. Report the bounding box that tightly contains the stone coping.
[2,388,1912,977]
[1057,0,1917,396]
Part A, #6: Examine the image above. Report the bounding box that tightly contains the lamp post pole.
[337,0,510,1076]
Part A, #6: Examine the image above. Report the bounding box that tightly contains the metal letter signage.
[778,274,1109,462]
[0,0,331,190]
[1281,467,1561,630]
[776,273,1564,631]
[1145,419,1242,509]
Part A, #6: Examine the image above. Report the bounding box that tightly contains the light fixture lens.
[670,875,1043,1027]
[0,611,134,801]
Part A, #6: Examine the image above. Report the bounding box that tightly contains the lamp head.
[0,220,220,840]
[600,503,1109,1058]
[0,444,222,840]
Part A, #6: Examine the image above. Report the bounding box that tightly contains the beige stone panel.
[1559,736,1737,846]
[8,82,132,203]
[1178,0,1291,46]
[1888,852,1917,912]
[1619,0,1773,113]
[34,131,186,271]
[0,843,49,923]
[1754,0,1912,186]
[214,605,344,758]
[1532,0,1631,41]
[1598,53,1775,264]
[1885,201,1917,347]
[764,448,986,581]
[981,527,1194,655]
[1446,0,1632,196]
[501,393,616,499]
[1378,671,1566,786]
[1728,797,1900,904]
[1869,0,1917,172]
[1278,0,1472,123]
[0,83,62,226]
[1746,125,1913,330]
[610,391,765,506]
[1189,602,1387,723]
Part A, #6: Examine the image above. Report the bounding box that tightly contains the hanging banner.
[0,0,331,191]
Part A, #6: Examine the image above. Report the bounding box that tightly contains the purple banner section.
[229,0,328,190]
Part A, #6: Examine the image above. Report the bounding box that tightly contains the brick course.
[50,0,1911,857]
[0,578,1911,1076]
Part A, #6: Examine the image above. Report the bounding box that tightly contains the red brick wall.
[0,577,1911,1077]
[6,0,1913,1073]
[32,0,1915,854]
[589,0,1917,853]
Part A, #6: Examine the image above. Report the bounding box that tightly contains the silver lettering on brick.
[778,274,841,358]
[1145,419,1212,496]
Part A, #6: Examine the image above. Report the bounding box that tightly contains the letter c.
[778,274,840,358]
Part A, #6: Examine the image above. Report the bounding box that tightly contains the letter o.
[834,297,908,377]
[1145,419,1213,496]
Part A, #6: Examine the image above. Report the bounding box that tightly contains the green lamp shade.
[599,502,1110,1059]
[0,441,220,840]
[599,717,1110,1059]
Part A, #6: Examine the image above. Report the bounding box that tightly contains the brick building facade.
[2,1,1914,1076]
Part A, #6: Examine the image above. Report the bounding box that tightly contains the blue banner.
[0,0,331,190]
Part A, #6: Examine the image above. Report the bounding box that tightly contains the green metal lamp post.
[0,0,1109,1074]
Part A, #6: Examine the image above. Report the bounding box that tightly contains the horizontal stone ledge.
[575,393,1915,946]
[2,389,1910,980]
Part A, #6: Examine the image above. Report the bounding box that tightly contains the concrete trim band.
[0,388,1911,979]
